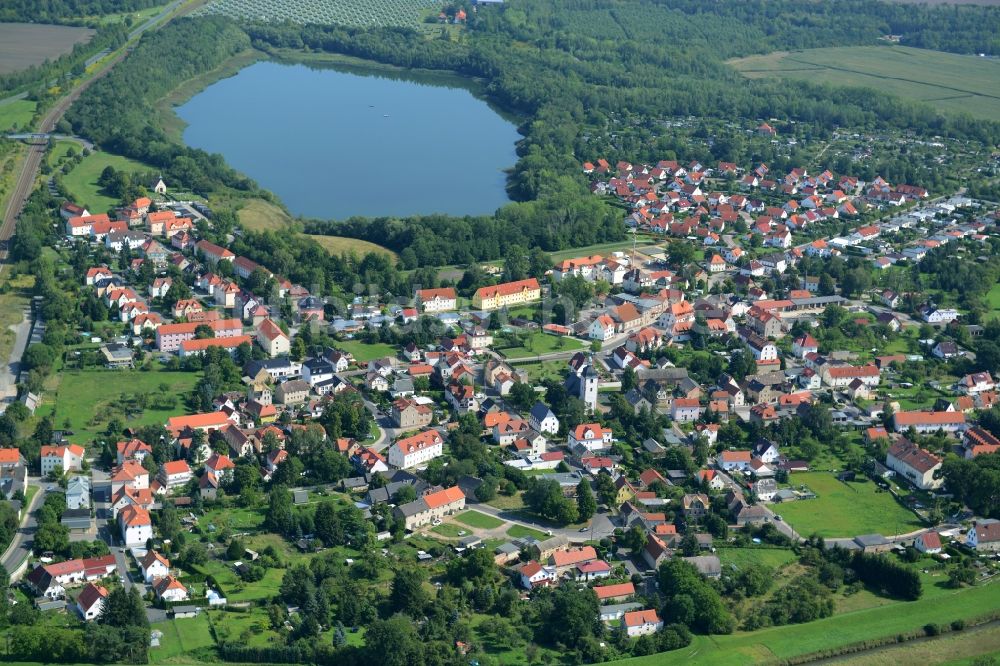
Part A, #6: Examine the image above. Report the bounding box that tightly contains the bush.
[951,619,966,631]
[924,623,940,636]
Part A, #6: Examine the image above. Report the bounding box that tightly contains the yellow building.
[472,278,541,311]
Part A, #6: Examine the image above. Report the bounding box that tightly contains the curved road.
[0,479,46,575]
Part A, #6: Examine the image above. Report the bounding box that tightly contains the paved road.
[0,479,47,574]
[471,501,617,542]
[0,300,31,409]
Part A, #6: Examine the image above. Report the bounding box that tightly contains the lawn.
[149,615,216,663]
[509,359,567,383]
[200,506,267,533]
[335,340,397,363]
[306,234,398,262]
[454,510,505,530]
[60,148,156,214]
[208,608,281,648]
[506,524,547,540]
[431,522,465,538]
[38,367,200,442]
[986,283,1000,321]
[609,580,998,666]
[716,547,798,571]
[499,331,584,359]
[776,472,923,538]
[839,623,1000,666]
[729,45,1000,121]
[0,98,36,131]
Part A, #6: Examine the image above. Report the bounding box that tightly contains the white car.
[431,519,442,526]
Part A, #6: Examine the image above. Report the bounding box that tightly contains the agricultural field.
[193,0,443,29]
[0,23,95,74]
[835,622,1000,665]
[729,45,1000,121]
[37,367,200,442]
[0,98,35,131]
[774,472,924,538]
[306,234,398,262]
[59,148,156,214]
[609,579,999,666]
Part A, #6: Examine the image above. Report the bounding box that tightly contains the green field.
[499,331,585,359]
[609,580,998,666]
[454,510,505,530]
[986,283,1000,321]
[776,472,923,538]
[506,524,547,540]
[149,616,215,663]
[60,148,156,213]
[716,547,798,571]
[729,45,1000,121]
[335,340,397,363]
[306,234,398,262]
[39,367,200,442]
[0,98,36,131]
[431,522,465,537]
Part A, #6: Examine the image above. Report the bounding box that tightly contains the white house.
[40,444,84,476]
[386,430,444,470]
[966,519,1000,552]
[141,551,171,583]
[567,423,613,452]
[589,314,616,341]
[152,575,189,602]
[885,439,943,490]
[921,307,959,324]
[623,609,663,637]
[118,505,153,547]
[670,398,703,423]
[76,583,108,621]
[914,531,942,554]
[519,561,557,590]
[529,402,559,435]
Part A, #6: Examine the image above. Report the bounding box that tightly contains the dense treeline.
[943,453,1000,519]
[304,191,623,267]
[0,0,160,23]
[66,17,266,196]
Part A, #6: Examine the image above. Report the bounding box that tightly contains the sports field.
[775,472,924,538]
[729,46,1000,121]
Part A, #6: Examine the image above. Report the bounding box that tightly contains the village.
[0,147,999,661]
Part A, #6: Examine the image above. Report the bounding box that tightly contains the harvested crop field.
[729,45,1000,121]
[0,23,95,74]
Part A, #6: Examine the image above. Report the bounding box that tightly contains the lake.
[176,60,520,220]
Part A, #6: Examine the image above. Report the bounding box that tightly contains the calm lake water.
[176,60,520,219]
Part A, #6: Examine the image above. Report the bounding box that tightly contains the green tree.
[576,478,596,522]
